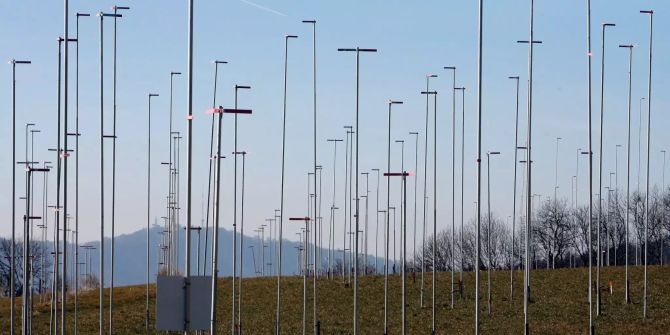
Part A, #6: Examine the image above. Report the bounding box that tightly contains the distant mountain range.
[69,225,386,287]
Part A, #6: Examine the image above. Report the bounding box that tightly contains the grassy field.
[2,265,669,334]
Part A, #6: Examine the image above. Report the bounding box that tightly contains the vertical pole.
[364,174,369,272]
[109,7,117,333]
[62,2,70,332]
[300,19,319,334]
[510,77,520,301]
[460,87,466,295]
[420,76,430,309]
[486,153,497,315]
[238,152,246,332]
[328,140,340,278]
[412,134,418,275]
[204,62,221,276]
[431,93,437,335]
[449,68,456,310]
[641,9,653,319]
[276,34,297,335]
[402,173,407,335]
[575,149,580,268]
[303,220,307,335]
[23,172,31,335]
[10,59,23,335]
[524,1,535,334]
[343,130,349,283]
[97,14,105,335]
[312,23,319,335]
[476,0,484,333]
[597,23,615,316]
[74,12,87,334]
[585,1,594,333]
[384,102,391,335]
[232,88,239,335]
[56,39,64,335]
[210,107,223,333]
[146,94,156,331]
[185,0,194,331]
[347,127,356,285]
[353,48,360,335]
[375,169,380,274]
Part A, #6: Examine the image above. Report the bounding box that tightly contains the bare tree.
[418,229,453,272]
[534,199,572,269]
[0,237,51,297]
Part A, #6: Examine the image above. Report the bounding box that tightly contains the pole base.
[625,280,630,304]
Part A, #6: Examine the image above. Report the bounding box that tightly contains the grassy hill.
[2,265,669,334]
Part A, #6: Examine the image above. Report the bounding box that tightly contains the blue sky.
[1,1,669,259]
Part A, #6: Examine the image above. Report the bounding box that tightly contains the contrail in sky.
[239,0,288,17]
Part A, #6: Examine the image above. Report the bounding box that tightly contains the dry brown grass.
[1,265,669,334]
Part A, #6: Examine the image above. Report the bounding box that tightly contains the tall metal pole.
[146,93,158,331]
[373,168,380,274]
[109,7,128,332]
[486,151,500,316]
[402,173,407,335]
[520,0,538,332]
[576,148,583,267]
[421,74,436,308]
[597,22,615,316]
[232,84,251,333]
[328,139,342,277]
[26,167,33,335]
[353,49,361,334]
[209,106,224,333]
[98,13,106,335]
[302,19,318,334]
[231,85,249,334]
[74,13,89,334]
[410,133,419,273]
[555,137,562,202]
[337,47,376,334]
[395,140,405,266]
[456,86,466,296]
[509,76,520,301]
[96,12,118,334]
[237,151,247,332]
[640,9,653,319]
[204,61,224,276]
[384,100,402,335]
[56,38,64,335]
[10,59,31,335]
[444,66,456,309]
[475,0,484,333]
[22,112,36,328]
[348,129,353,283]
[585,1,594,333]
[185,0,195,331]
[362,173,370,273]
[619,44,634,304]
[342,128,351,283]
[62,3,70,332]
[168,71,181,275]
[432,91,438,334]
[276,34,298,335]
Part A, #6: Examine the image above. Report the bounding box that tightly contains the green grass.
[2,265,669,334]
